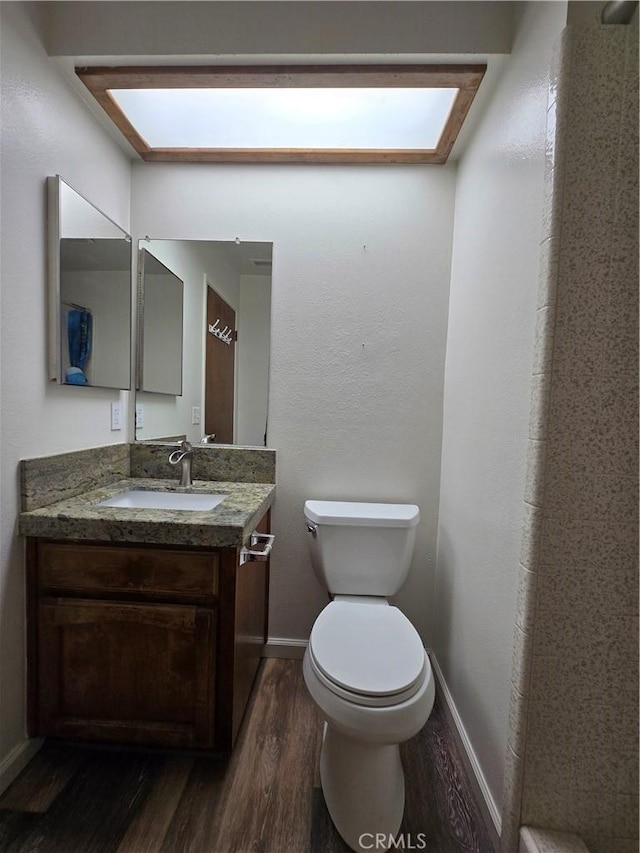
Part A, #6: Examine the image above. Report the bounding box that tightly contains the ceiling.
[45,1,515,163]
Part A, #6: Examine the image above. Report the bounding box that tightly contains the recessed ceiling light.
[77,65,486,165]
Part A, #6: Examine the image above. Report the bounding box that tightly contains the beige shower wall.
[501,19,639,853]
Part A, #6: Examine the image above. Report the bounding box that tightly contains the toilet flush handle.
[306,522,318,536]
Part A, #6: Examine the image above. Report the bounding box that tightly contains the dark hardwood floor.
[0,659,495,853]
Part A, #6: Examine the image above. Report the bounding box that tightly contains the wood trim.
[76,64,486,90]
[75,64,486,165]
[231,562,266,744]
[215,548,240,749]
[26,538,40,738]
[142,149,448,165]
[37,601,61,734]
[193,608,217,748]
[90,89,151,158]
[258,510,271,645]
[437,86,480,162]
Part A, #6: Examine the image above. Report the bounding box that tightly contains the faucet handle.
[168,440,192,465]
[168,440,194,487]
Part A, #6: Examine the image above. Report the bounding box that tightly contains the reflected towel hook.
[208,318,234,345]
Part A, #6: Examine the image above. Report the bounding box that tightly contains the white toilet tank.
[304,500,420,596]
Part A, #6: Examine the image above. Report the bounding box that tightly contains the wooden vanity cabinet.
[35,596,217,748]
[26,512,270,751]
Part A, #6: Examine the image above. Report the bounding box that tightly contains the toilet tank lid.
[304,500,420,527]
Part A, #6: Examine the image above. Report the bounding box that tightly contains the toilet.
[302,500,435,853]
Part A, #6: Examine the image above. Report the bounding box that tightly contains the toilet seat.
[308,601,426,708]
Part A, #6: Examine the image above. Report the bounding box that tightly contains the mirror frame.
[47,175,132,389]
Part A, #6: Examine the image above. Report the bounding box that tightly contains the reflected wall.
[135,239,271,445]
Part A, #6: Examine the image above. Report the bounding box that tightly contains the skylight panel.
[109,87,459,151]
[76,65,486,164]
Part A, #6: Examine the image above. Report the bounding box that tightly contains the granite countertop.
[18,478,276,548]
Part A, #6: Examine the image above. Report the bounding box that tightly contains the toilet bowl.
[302,501,435,853]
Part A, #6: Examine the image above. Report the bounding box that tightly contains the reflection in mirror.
[137,249,183,396]
[136,240,272,446]
[47,176,132,389]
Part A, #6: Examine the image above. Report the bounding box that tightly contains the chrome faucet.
[168,440,193,487]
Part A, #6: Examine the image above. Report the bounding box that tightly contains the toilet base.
[320,722,405,853]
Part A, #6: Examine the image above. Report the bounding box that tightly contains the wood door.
[36,598,216,748]
[205,287,235,443]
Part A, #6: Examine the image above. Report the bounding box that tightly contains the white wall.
[0,2,131,785]
[433,0,567,820]
[131,164,456,645]
[236,274,271,447]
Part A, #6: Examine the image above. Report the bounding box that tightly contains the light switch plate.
[110,402,122,431]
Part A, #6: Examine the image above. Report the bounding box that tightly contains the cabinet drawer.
[38,543,219,598]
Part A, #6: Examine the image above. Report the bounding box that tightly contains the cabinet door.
[37,598,216,748]
[217,511,271,748]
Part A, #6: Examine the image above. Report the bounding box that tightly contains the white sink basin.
[98,490,228,512]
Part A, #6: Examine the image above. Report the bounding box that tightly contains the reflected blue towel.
[65,366,88,385]
[66,309,92,384]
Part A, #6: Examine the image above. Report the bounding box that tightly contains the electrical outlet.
[110,402,122,431]
[191,406,201,425]
[135,404,144,429]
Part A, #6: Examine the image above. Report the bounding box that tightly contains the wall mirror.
[135,239,272,446]
[137,249,184,396]
[47,176,132,389]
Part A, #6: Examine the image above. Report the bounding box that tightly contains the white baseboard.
[520,827,590,853]
[0,737,43,796]
[263,637,308,659]
[428,651,501,847]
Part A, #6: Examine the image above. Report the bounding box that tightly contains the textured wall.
[0,2,131,786]
[502,18,639,853]
[434,1,568,821]
[131,164,456,648]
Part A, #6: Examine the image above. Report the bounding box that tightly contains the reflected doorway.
[205,285,236,443]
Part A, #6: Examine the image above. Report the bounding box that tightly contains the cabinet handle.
[240,533,274,565]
